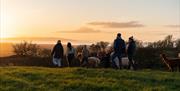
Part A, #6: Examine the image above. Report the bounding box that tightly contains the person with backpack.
[112,33,126,69]
[51,40,64,67]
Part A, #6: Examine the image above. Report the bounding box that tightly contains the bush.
[38,48,51,58]
[13,41,40,57]
[134,35,180,69]
[13,41,51,57]
[89,41,109,56]
[76,45,84,54]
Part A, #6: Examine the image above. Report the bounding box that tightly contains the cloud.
[88,21,145,28]
[2,37,77,42]
[164,25,180,28]
[59,27,101,33]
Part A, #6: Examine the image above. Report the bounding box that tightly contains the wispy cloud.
[58,27,101,33]
[2,37,77,42]
[164,25,180,28]
[87,21,145,28]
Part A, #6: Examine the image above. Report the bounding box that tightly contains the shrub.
[76,45,84,54]
[89,41,109,56]
[134,35,180,69]
[13,41,40,57]
[13,41,53,57]
[38,48,51,58]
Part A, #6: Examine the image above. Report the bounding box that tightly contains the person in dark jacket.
[51,40,64,67]
[127,36,136,70]
[112,33,126,69]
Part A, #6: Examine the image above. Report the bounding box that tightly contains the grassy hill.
[0,67,180,91]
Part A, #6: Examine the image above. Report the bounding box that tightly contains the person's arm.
[113,40,117,49]
[122,40,126,49]
[62,46,64,55]
[51,45,55,56]
[133,42,136,53]
[61,45,64,58]
[121,40,126,55]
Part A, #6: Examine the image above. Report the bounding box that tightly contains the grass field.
[0,67,180,91]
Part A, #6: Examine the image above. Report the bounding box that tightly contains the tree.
[96,41,109,50]
[147,35,174,48]
[135,40,144,48]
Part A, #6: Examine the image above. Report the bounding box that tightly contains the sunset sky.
[0,0,180,44]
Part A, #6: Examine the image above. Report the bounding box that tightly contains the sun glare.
[0,32,10,38]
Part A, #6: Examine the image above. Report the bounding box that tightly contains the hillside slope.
[0,67,180,91]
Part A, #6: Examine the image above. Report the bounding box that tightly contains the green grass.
[0,67,180,91]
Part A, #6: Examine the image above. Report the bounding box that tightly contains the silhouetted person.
[51,40,64,67]
[66,42,76,67]
[112,33,126,69]
[127,36,136,70]
[81,45,89,66]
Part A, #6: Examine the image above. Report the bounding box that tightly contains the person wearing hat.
[51,40,64,67]
[127,36,136,70]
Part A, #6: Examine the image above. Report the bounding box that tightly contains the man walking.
[51,40,64,67]
[112,33,126,69]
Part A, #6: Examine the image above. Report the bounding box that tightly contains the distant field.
[0,67,180,91]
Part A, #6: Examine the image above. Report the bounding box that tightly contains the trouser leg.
[128,55,132,69]
[112,53,118,69]
[57,58,61,67]
[128,55,136,70]
[52,58,58,66]
[81,57,88,67]
[68,56,71,67]
[68,54,74,67]
[82,57,88,64]
[118,56,122,69]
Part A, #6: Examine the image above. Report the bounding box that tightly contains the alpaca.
[110,52,134,69]
[77,53,100,68]
[87,57,100,68]
[160,54,180,72]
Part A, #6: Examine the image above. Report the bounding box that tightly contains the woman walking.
[66,42,76,67]
[127,36,136,70]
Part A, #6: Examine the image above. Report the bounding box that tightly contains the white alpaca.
[110,52,134,69]
[87,57,101,67]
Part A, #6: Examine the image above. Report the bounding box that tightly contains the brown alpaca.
[160,54,180,72]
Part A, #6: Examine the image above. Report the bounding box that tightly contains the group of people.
[111,33,136,70]
[51,33,136,70]
[51,41,76,67]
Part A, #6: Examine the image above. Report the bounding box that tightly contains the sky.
[0,0,180,44]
